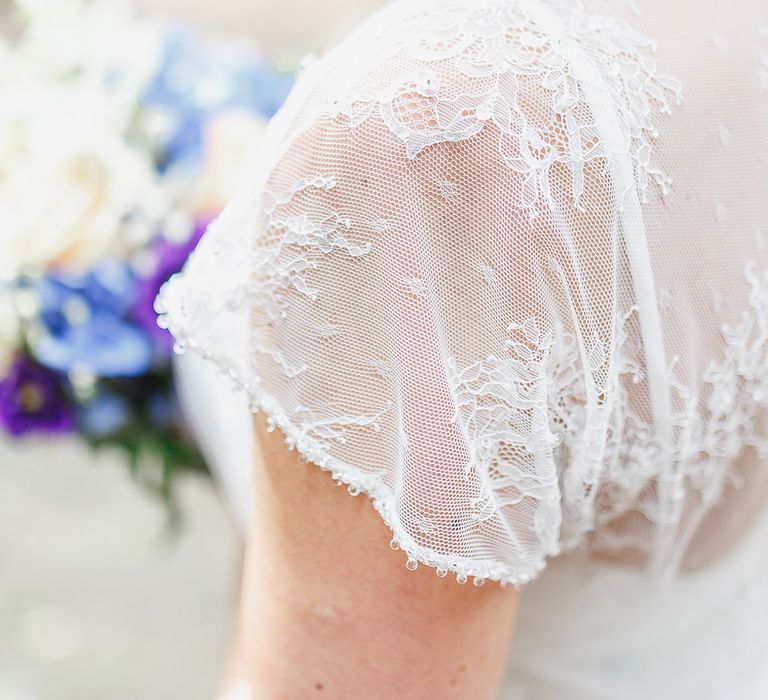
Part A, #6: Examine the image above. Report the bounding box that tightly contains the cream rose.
[0,0,165,278]
[187,110,268,215]
[0,86,165,278]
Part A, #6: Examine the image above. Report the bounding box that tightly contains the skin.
[129,5,521,696]
[221,410,521,700]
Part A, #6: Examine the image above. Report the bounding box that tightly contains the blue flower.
[32,261,152,378]
[143,25,294,169]
[148,389,178,429]
[78,391,131,437]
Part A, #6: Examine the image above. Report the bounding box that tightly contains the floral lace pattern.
[446,319,563,568]
[251,175,373,321]
[586,262,768,569]
[310,0,682,212]
[156,0,768,588]
[698,263,768,467]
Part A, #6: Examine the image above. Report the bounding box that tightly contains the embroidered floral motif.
[320,0,681,211]
[155,0,766,588]
[447,317,562,567]
[587,263,768,564]
[700,263,768,462]
[252,175,374,321]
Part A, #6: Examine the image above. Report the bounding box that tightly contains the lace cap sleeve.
[156,0,681,587]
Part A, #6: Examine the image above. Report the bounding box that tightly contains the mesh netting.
[156,0,768,587]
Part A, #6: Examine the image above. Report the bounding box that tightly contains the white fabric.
[156,0,768,694]
[501,499,768,699]
[173,351,253,527]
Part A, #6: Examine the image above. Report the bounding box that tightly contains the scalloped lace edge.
[155,285,571,589]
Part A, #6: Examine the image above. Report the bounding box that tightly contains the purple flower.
[0,356,75,436]
[133,217,210,353]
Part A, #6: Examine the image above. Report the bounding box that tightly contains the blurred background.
[0,0,383,698]
[0,439,239,700]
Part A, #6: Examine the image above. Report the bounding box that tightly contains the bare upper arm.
[228,411,519,700]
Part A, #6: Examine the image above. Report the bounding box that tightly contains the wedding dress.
[156,0,768,696]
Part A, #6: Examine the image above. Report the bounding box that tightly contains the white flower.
[0,86,165,277]
[188,110,268,214]
[7,0,161,97]
[0,0,166,278]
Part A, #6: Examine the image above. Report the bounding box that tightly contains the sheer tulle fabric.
[156,0,768,589]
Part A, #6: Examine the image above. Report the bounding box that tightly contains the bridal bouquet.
[0,0,293,505]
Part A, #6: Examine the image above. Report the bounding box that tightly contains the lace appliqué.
[445,260,768,572]
[155,0,766,589]
[446,318,563,582]
[252,176,393,451]
[699,263,768,466]
[318,0,681,211]
[252,175,372,322]
[588,263,768,566]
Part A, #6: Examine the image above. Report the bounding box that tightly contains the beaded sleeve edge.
[154,283,568,590]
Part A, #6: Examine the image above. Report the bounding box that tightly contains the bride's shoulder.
[305,0,672,88]
[270,0,680,208]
